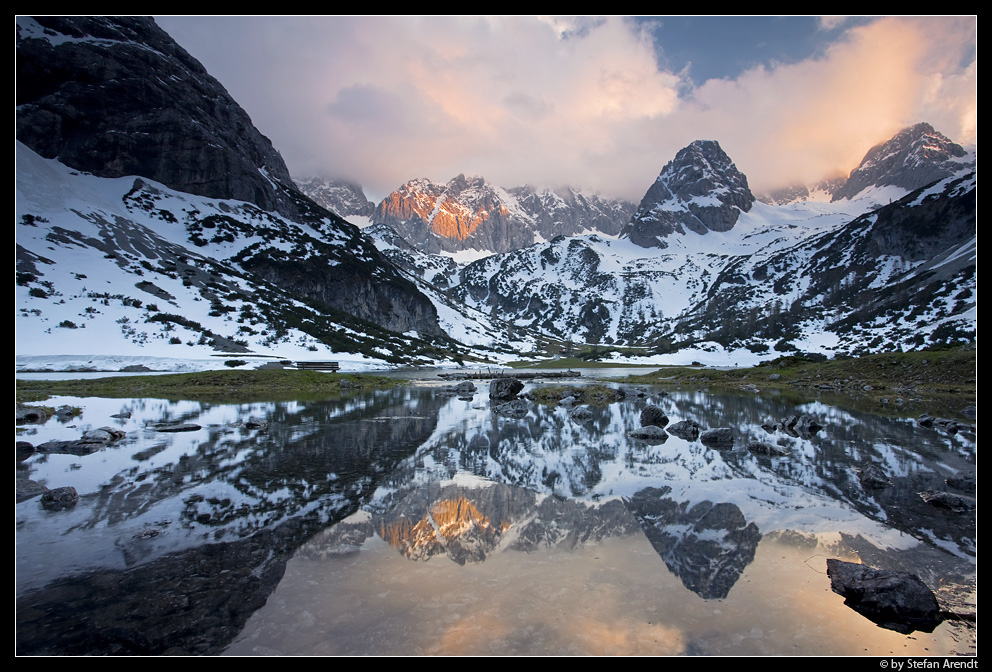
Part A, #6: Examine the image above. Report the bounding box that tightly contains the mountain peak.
[294,176,375,220]
[621,139,754,248]
[831,122,972,201]
[372,176,634,254]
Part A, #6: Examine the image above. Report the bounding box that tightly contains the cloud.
[159,16,976,201]
[817,16,850,31]
[665,16,977,192]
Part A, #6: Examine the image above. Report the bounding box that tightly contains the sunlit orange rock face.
[428,202,511,241]
[378,496,510,564]
[371,173,636,254]
[375,175,510,242]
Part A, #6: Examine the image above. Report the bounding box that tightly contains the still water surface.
[15,377,976,655]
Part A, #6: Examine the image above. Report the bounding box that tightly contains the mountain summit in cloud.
[831,122,973,201]
[621,140,755,249]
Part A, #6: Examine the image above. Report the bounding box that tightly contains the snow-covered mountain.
[449,128,975,358]
[13,15,976,367]
[757,123,974,208]
[371,174,635,256]
[621,140,755,249]
[15,16,474,368]
[294,176,376,226]
[830,122,974,201]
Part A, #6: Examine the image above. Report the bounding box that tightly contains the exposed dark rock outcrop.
[16,16,302,220]
[639,405,669,428]
[373,174,634,255]
[295,176,376,219]
[831,123,973,201]
[490,377,524,402]
[15,15,445,348]
[621,140,755,248]
[826,559,943,634]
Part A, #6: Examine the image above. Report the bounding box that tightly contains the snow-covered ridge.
[15,144,466,368]
[371,174,635,255]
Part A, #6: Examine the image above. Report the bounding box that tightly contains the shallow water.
[15,381,976,655]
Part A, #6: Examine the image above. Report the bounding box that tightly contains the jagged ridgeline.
[365,174,636,255]
[449,127,974,356]
[15,16,976,363]
[16,16,467,365]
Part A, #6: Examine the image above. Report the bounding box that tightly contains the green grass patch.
[15,369,402,404]
[527,383,626,405]
[618,347,976,414]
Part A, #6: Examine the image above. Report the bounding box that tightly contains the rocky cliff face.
[16,15,446,355]
[16,16,309,220]
[831,123,973,201]
[295,176,376,221]
[373,174,524,254]
[621,140,755,248]
[373,175,634,255]
[507,185,635,239]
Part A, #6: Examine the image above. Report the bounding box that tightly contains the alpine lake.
[15,369,977,656]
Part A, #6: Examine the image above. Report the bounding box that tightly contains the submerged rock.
[746,441,789,457]
[918,490,976,513]
[667,419,701,441]
[36,426,126,456]
[41,486,79,511]
[629,425,668,441]
[17,479,48,503]
[826,559,942,634]
[858,464,892,489]
[453,381,477,397]
[493,399,529,418]
[154,424,202,433]
[82,427,126,443]
[569,405,593,421]
[699,427,734,447]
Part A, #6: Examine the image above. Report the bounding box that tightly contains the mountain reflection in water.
[15,383,976,655]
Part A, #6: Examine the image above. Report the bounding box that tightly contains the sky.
[156,15,977,202]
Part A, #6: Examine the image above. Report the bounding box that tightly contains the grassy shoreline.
[616,348,976,416]
[16,348,976,415]
[15,369,402,404]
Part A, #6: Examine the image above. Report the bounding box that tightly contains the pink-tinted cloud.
[677,16,977,192]
[158,16,976,201]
